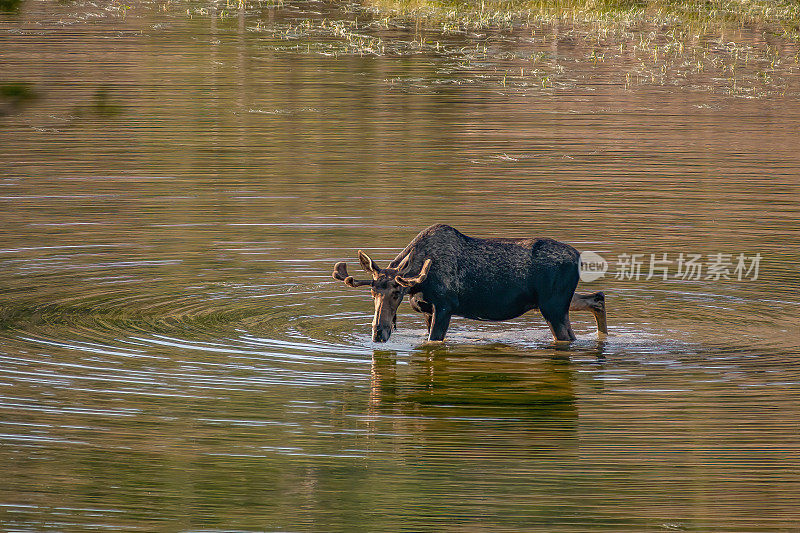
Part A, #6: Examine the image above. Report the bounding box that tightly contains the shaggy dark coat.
[388,224,581,341]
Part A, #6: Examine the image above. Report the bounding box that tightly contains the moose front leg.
[428,305,452,342]
[570,291,607,335]
[546,313,576,342]
[409,293,434,335]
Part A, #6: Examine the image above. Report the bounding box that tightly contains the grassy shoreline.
[355,0,800,98]
[365,0,800,39]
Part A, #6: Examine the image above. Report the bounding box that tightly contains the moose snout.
[372,325,392,343]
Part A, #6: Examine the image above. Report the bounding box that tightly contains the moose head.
[333,251,432,342]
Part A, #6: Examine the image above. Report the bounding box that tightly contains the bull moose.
[332,224,607,343]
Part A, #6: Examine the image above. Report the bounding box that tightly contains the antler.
[333,262,373,288]
[395,258,432,288]
[395,253,412,274]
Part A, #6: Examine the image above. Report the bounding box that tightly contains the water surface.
[2,0,800,530]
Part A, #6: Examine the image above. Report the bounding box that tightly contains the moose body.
[333,224,606,343]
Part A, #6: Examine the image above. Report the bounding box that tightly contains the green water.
[1,0,799,530]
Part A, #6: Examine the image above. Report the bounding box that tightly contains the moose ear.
[395,258,432,288]
[358,250,381,275]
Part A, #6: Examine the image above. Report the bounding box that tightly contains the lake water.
[2,0,800,530]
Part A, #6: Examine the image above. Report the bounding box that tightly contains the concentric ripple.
[2,0,800,527]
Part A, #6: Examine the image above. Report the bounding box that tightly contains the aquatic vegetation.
[366,0,800,38]
[0,82,36,102]
[68,87,124,118]
[0,82,37,116]
[161,0,795,98]
[11,0,795,102]
[89,87,124,117]
[0,0,22,13]
[346,0,800,96]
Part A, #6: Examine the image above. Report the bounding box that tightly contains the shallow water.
[2,0,800,530]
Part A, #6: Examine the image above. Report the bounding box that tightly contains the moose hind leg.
[570,291,607,335]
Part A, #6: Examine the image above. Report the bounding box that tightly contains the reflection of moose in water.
[333,224,607,343]
[369,346,580,410]
[363,348,583,518]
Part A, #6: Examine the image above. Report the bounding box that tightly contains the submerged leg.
[424,313,432,334]
[546,313,576,342]
[570,291,607,335]
[539,290,577,342]
[428,305,452,342]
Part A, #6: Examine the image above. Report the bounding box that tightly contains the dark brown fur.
[333,224,607,343]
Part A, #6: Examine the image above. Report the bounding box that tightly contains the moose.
[332,224,607,343]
